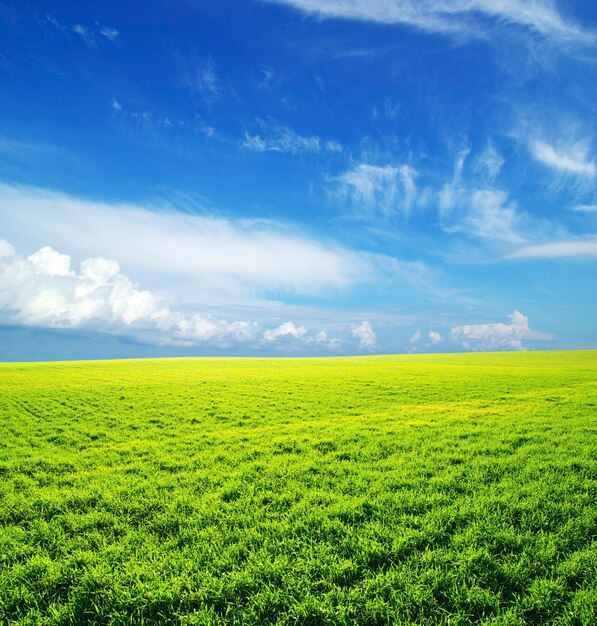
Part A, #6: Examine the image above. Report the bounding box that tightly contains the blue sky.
[0,0,596,360]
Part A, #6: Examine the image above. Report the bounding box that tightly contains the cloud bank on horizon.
[0,0,595,358]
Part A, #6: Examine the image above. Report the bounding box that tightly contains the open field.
[0,351,596,625]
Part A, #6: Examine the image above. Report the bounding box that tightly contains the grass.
[0,351,596,625]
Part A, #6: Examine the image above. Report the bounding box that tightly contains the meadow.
[0,351,596,625]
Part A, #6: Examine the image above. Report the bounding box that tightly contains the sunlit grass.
[1,351,596,624]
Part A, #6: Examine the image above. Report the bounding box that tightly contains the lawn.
[0,351,596,625]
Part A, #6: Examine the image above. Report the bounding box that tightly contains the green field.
[1,351,596,625]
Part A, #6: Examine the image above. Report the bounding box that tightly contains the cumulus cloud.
[530,140,596,177]
[428,330,442,344]
[261,321,341,349]
[352,320,376,348]
[331,163,417,218]
[1,241,165,333]
[264,0,594,46]
[28,246,73,277]
[0,240,338,350]
[0,240,351,351]
[0,184,368,302]
[263,320,308,342]
[451,310,551,351]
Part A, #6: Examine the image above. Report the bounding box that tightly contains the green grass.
[1,351,596,625]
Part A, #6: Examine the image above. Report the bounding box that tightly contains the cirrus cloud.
[0,184,369,302]
[264,0,594,46]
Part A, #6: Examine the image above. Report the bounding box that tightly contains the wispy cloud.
[45,14,66,32]
[330,163,417,218]
[99,26,119,42]
[451,310,551,351]
[444,189,527,245]
[0,184,369,302]
[264,0,594,46]
[257,65,275,90]
[0,136,75,167]
[438,150,529,246]
[571,204,597,213]
[530,140,596,177]
[182,57,222,100]
[46,16,120,47]
[243,119,342,155]
[508,237,597,260]
[72,24,97,48]
[472,142,505,183]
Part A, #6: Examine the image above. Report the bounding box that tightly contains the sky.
[0,0,596,360]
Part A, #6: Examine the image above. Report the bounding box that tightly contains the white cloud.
[428,330,442,344]
[183,57,221,100]
[455,189,526,245]
[571,204,597,213]
[242,120,342,155]
[46,15,66,32]
[313,329,339,347]
[0,239,314,349]
[198,59,220,95]
[530,140,596,177]
[0,184,367,302]
[72,24,96,47]
[111,97,122,112]
[324,140,343,152]
[264,0,594,46]
[263,320,308,342]
[439,150,529,246]
[99,27,119,42]
[331,163,417,218]
[261,321,342,350]
[441,186,527,245]
[409,329,422,344]
[451,310,551,351]
[0,238,360,352]
[472,143,505,182]
[49,18,118,47]
[508,237,597,259]
[257,65,275,90]
[438,148,469,218]
[28,246,73,277]
[1,241,161,332]
[0,240,15,259]
[352,320,376,348]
